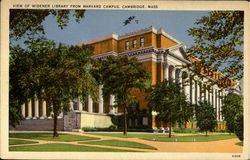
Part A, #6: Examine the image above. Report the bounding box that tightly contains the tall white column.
[88,95,93,113]
[215,89,219,121]
[164,64,168,80]
[48,105,53,119]
[200,83,204,102]
[40,100,47,119]
[98,85,104,113]
[179,71,183,89]
[185,77,190,102]
[211,88,214,107]
[109,95,115,114]
[210,88,213,105]
[77,97,82,111]
[191,79,196,104]
[21,103,26,118]
[218,90,221,121]
[26,99,32,119]
[69,101,74,111]
[33,98,39,119]
[220,90,224,121]
[197,81,200,104]
[207,87,210,105]
[207,87,210,103]
[213,88,216,110]
[172,68,176,82]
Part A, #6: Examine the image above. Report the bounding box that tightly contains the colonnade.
[21,99,59,119]
[164,64,224,121]
[21,85,118,119]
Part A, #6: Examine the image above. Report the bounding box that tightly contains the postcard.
[1,0,249,159]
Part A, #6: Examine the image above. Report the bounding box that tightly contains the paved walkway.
[9,131,243,153]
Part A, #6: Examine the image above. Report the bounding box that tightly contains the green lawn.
[142,135,237,142]
[80,139,157,150]
[9,139,38,145]
[9,133,99,142]
[235,141,243,146]
[9,143,139,152]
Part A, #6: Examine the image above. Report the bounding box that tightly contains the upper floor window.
[140,37,145,47]
[125,41,130,50]
[133,39,137,48]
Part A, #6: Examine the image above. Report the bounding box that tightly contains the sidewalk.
[9,131,243,153]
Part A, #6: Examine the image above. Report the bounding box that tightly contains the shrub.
[173,128,199,133]
[81,127,153,132]
[235,112,243,141]
[214,129,227,133]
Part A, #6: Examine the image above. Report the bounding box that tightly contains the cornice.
[91,51,118,60]
[118,46,157,57]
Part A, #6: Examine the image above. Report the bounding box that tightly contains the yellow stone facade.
[76,26,239,129]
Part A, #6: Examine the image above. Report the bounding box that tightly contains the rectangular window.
[133,39,137,48]
[125,41,130,50]
[140,37,145,47]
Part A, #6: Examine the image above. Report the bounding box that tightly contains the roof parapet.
[76,33,119,46]
[76,26,182,45]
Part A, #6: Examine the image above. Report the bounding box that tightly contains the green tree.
[187,11,243,80]
[195,101,217,136]
[99,56,151,135]
[9,9,86,127]
[10,38,97,137]
[221,93,243,134]
[10,9,85,40]
[148,80,194,138]
[9,46,37,127]
[234,112,243,141]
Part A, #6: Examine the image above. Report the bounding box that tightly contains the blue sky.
[42,10,209,47]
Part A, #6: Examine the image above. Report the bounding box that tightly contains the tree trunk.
[53,113,58,137]
[206,131,208,136]
[53,101,59,137]
[169,121,172,138]
[123,104,127,135]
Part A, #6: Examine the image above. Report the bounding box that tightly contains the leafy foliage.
[148,80,194,137]
[195,101,217,135]
[98,56,151,135]
[10,37,97,136]
[221,93,243,133]
[10,9,85,40]
[187,11,243,80]
[234,112,243,141]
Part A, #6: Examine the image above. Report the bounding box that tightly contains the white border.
[0,0,249,159]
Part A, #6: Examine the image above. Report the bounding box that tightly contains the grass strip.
[142,135,237,142]
[87,133,162,138]
[235,141,243,146]
[80,139,157,150]
[9,139,38,145]
[9,143,140,152]
[9,133,99,142]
